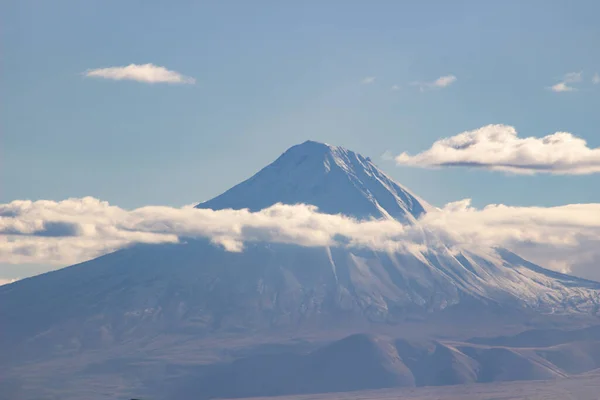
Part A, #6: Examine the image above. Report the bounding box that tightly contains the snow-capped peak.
[196,140,432,222]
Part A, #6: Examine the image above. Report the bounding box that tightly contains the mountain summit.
[196,140,432,222]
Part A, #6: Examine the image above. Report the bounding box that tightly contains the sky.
[2,0,600,282]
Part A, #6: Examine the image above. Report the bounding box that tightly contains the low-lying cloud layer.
[1,197,599,280]
[0,198,411,266]
[84,63,196,84]
[395,124,600,175]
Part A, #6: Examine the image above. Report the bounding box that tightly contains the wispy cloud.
[84,63,196,84]
[431,75,457,88]
[564,71,583,83]
[361,76,376,85]
[391,85,401,91]
[2,197,600,280]
[395,124,600,175]
[593,73,600,85]
[549,71,582,92]
[412,74,457,91]
[380,150,394,161]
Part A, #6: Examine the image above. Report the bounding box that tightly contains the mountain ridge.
[167,330,600,399]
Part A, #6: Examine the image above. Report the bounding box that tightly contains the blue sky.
[3,0,600,210]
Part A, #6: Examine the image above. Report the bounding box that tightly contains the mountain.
[196,140,433,223]
[2,141,600,388]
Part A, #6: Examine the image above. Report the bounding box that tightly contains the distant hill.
[167,330,600,398]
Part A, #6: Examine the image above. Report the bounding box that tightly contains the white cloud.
[551,82,576,92]
[395,124,600,175]
[412,74,457,91]
[391,85,401,91]
[0,278,17,286]
[361,76,376,85]
[549,71,582,92]
[431,75,457,88]
[84,63,196,84]
[1,196,600,280]
[593,73,600,85]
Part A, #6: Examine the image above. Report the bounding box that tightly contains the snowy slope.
[196,140,433,223]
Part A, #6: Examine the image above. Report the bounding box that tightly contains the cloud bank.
[0,197,410,266]
[395,124,600,175]
[84,63,196,84]
[1,197,599,280]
